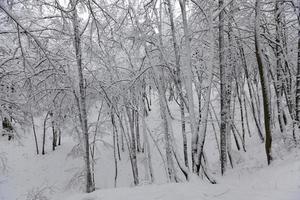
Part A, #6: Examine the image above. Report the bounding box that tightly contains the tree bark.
[254,0,272,165]
[31,115,39,155]
[71,1,95,192]
[126,105,139,185]
[178,0,198,172]
[219,0,230,175]
[42,111,50,155]
[166,0,189,169]
[275,0,287,140]
[296,0,300,128]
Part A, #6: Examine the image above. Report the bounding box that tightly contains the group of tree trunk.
[0,0,299,193]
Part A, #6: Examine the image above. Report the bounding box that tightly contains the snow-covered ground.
[63,141,300,200]
[61,141,300,200]
[0,98,299,200]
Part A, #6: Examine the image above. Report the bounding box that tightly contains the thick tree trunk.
[254,0,272,165]
[219,0,230,175]
[72,1,95,192]
[296,1,300,128]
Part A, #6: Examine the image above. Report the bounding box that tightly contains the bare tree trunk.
[155,72,177,182]
[194,11,215,182]
[236,82,246,147]
[219,0,230,175]
[121,128,125,152]
[135,110,141,153]
[275,0,287,140]
[236,35,264,142]
[243,90,251,138]
[226,3,235,169]
[42,111,50,155]
[50,112,57,151]
[255,0,272,165]
[126,105,139,185]
[31,115,39,155]
[116,126,121,161]
[296,0,300,131]
[71,1,95,192]
[116,107,139,186]
[111,110,118,187]
[178,0,198,172]
[166,0,189,169]
[58,128,61,146]
[145,46,177,182]
[142,96,154,183]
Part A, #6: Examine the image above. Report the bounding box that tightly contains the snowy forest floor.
[1,133,299,200]
[0,98,300,200]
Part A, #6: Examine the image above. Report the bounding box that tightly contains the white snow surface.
[60,144,300,200]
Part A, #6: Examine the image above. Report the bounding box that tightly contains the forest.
[0,0,299,199]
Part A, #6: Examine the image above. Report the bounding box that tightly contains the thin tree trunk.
[275,0,287,141]
[31,115,39,155]
[242,83,252,138]
[145,46,177,182]
[42,111,50,155]
[236,84,246,147]
[111,110,118,188]
[50,112,57,151]
[194,12,215,180]
[236,36,264,141]
[126,105,139,185]
[166,0,189,169]
[135,110,141,153]
[116,108,140,186]
[116,126,121,161]
[58,128,61,146]
[142,97,154,183]
[178,0,198,172]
